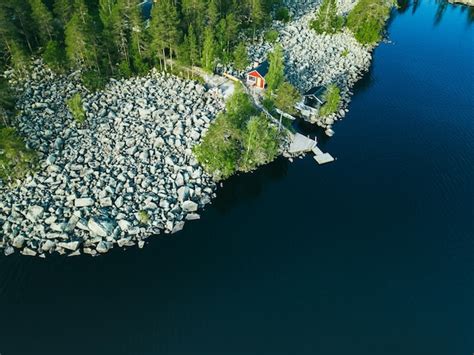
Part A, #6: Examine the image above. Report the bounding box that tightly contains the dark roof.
[250,61,269,78]
[304,86,326,97]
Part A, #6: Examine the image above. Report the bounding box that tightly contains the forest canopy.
[0,0,286,87]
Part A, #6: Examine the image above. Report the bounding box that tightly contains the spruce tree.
[202,26,216,72]
[149,0,181,71]
[29,0,55,44]
[266,45,285,92]
[233,42,249,71]
[310,0,344,35]
[54,0,73,27]
[208,0,220,27]
[188,24,199,67]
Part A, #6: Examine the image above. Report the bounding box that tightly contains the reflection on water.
[396,0,473,24]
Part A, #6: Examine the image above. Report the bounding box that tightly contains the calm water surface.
[0,1,473,354]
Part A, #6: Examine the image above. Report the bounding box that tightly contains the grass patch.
[67,93,86,125]
[137,210,150,225]
[0,127,37,184]
[319,84,341,117]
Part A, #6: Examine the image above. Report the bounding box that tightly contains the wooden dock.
[288,133,335,165]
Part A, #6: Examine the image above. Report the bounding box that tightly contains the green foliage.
[42,40,66,71]
[233,42,249,71]
[240,115,280,172]
[0,127,37,184]
[262,97,275,112]
[0,79,16,113]
[274,82,301,115]
[266,44,285,92]
[347,0,392,45]
[310,0,344,34]
[264,29,279,44]
[149,0,181,70]
[341,48,350,57]
[67,93,86,124]
[194,90,280,180]
[275,7,291,23]
[81,70,107,92]
[0,0,284,78]
[319,84,341,117]
[8,41,30,73]
[118,60,133,78]
[137,210,150,225]
[201,26,217,72]
[64,12,96,70]
[28,0,55,45]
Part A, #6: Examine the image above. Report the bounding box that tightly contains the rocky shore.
[1,0,382,258]
[0,62,225,257]
[250,0,374,128]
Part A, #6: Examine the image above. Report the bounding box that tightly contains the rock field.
[0,63,225,257]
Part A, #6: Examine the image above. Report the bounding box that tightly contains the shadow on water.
[212,157,289,214]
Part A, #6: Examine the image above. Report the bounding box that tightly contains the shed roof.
[304,86,326,97]
[249,61,269,78]
[304,86,327,105]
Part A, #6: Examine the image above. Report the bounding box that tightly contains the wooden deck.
[287,134,335,165]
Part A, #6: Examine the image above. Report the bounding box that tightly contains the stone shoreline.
[1,0,383,257]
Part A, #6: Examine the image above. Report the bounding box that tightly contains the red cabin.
[246,61,269,90]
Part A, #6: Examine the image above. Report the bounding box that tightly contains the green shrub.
[67,93,86,124]
[0,127,37,184]
[81,70,107,92]
[275,7,291,22]
[264,29,279,44]
[347,0,392,45]
[319,84,341,117]
[137,210,150,225]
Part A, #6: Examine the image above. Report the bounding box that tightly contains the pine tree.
[310,0,344,35]
[266,45,285,92]
[2,1,36,53]
[208,0,220,27]
[29,0,55,44]
[202,26,216,72]
[250,0,265,39]
[128,1,148,74]
[64,10,98,71]
[233,42,248,71]
[274,82,301,115]
[149,0,181,71]
[53,0,73,27]
[188,24,199,67]
[8,41,29,72]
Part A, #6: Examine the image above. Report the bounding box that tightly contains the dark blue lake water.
[1,1,473,354]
